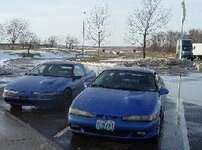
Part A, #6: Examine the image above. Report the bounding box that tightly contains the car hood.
[72,87,159,116]
[6,76,72,93]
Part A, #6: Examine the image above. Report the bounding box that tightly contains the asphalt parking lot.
[0,74,202,150]
[184,102,202,150]
[0,86,187,150]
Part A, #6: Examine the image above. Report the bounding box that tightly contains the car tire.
[152,117,162,142]
[161,109,164,121]
[157,117,161,136]
[10,104,22,110]
[63,88,72,107]
[161,112,164,121]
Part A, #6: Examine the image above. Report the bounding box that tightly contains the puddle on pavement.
[162,73,202,106]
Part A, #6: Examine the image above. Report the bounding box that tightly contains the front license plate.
[19,96,28,100]
[96,120,115,131]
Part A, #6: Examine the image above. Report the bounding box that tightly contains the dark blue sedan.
[68,67,169,140]
[3,61,96,108]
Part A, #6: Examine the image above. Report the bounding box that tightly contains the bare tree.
[0,24,5,42]
[126,0,171,58]
[86,4,111,58]
[19,32,40,54]
[65,35,71,48]
[149,32,167,52]
[47,36,58,47]
[65,35,80,49]
[147,29,202,53]
[4,18,30,49]
[149,31,181,53]
[165,31,180,52]
[187,29,202,43]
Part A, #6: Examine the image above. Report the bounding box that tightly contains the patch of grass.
[75,50,176,62]
[146,51,175,58]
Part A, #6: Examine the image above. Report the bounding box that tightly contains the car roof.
[41,60,81,65]
[104,67,156,74]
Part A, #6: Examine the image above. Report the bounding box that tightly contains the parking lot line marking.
[180,100,190,150]
[54,126,70,138]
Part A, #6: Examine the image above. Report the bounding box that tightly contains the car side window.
[82,64,91,74]
[30,64,46,75]
[74,65,85,77]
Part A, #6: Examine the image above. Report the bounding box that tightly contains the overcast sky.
[0,0,201,46]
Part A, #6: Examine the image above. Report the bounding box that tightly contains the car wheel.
[157,117,161,135]
[161,111,164,121]
[10,104,22,109]
[63,88,72,107]
[72,131,81,137]
[152,117,162,142]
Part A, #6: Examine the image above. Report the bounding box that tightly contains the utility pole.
[82,12,86,59]
[180,0,186,59]
[181,0,186,39]
[97,30,101,60]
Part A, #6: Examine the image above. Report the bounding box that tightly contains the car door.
[81,64,96,87]
[156,75,166,113]
[71,64,86,98]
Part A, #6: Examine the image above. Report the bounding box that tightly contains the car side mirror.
[158,87,169,96]
[25,72,30,75]
[84,79,93,88]
[73,75,82,80]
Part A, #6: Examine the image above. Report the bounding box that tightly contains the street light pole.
[97,28,101,60]
[180,0,186,59]
[181,0,186,39]
[82,12,86,59]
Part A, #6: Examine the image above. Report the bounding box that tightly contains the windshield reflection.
[28,64,73,78]
[91,70,157,92]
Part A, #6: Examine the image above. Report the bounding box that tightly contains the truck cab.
[176,39,193,60]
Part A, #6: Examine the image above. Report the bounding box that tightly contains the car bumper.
[68,114,159,140]
[4,95,64,106]
[181,54,193,59]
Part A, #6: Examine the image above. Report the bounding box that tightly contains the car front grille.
[83,127,129,137]
[71,125,148,139]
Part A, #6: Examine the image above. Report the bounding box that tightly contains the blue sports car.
[68,67,169,140]
[3,61,96,108]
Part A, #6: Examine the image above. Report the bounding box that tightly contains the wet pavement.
[184,103,202,150]
[0,84,189,150]
[0,72,202,149]
[0,106,61,150]
[0,95,185,150]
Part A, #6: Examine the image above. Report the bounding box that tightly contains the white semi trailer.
[193,43,202,59]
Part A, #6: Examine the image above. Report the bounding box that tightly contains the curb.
[0,106,63,150]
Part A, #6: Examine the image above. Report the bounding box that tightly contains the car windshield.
[28,64,73,77]
[182,45,192,51]
[92,70,157,92]
[182,40,192,51]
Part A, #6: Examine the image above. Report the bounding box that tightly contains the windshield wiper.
[91,84,112,89]
[114,86,142,91]
[29,73,39,76]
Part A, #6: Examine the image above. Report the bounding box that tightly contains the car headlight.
[69,107,93,118]
[122,114,157,121]
[3,89,19,96]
